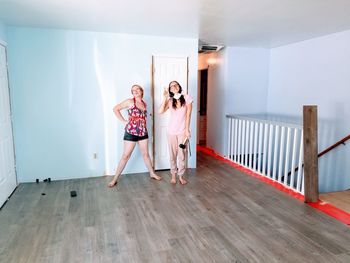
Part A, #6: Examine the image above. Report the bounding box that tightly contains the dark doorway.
[198,69,208,145]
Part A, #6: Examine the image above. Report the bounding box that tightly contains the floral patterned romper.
[124,98,148,141]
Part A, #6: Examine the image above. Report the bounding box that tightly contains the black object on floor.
[70,191,77,197]
[36,179,39,183]
[48,178,51,183]
[43,179,48,182]
[41,193,46,196]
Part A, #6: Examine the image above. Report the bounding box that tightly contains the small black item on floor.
[48,177,51,183]
[43,178,48,182]
[36,179,39,183]
[41,193,46,196]
[70,191,77,197]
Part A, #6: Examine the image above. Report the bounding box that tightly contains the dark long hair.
[168,81,185,109]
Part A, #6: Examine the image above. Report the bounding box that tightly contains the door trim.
[151,56,155,167]
[151,55,189,170]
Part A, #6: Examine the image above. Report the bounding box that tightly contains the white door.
[0,44,17,207]
[152,56,188,170]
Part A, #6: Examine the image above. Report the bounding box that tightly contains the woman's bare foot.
[150,173,162,181]
[108,178,118,188]
[179,176,187,185]
[170,175,177,184]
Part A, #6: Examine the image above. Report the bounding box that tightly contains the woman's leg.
[108,140,136,187]
[177,133,188,185]
[138,139,161,180]
[167,134,178,184]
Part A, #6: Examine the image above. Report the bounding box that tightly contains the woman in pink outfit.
[108,85,161,187]
[158,80,193,185]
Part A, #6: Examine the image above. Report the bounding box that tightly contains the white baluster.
[283,128,291,186]
[296,132,304,193]
[234,119,238,162]
[230,118,235,161]
[237,120,242,164]
[277,126,285,182]
[244,121,250,167]
[301,169,305,194]
[249,121,254,169]
[253,122,259,171]
[227,118,232,159]
[258,122,263,173]
[290,129,299,190]
[272,125,279,180]
[241,120,246,166]
[267,124,273,178]
[262,123,268,176]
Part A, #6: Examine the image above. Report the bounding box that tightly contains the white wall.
[200,47,270,156]
[200,51,228,155]
[7,27,198,182]
[268,30,350,192]
[226,47,270,116]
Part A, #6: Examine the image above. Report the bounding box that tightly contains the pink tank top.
[125,98,148,136]
[167,94,193,135]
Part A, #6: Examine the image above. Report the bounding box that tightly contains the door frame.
[151,55,189,169]
[197,68,208,145]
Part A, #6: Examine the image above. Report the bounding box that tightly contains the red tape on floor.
[197,145,350,226]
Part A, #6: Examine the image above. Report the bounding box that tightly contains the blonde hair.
[131,84,144,98]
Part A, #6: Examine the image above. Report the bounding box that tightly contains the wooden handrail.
[318,134,350,158]
[288,134,350,176]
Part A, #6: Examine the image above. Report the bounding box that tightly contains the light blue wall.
[226,47,270,115]
[0,21,6,43]
[205,50,228,156]
[204,47,270,156]
[7,27,198,182]
[268,30,350,192]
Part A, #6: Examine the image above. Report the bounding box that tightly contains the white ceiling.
[1,0,350,48]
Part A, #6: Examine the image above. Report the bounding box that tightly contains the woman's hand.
[185,129,191,139]
[113,99,133,123]
[159,88,170,114]
[163,87,169,100]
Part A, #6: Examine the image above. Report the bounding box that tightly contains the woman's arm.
[113,99,132,124]
[185,102,193,138]
[158,88,170,114]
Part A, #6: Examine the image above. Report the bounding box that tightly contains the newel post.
[303,105,319,203]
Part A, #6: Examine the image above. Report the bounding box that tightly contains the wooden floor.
[1,152,350,263]
[320,190,350,214]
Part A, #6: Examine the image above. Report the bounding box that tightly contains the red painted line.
[308,202,350,225]
[197,145,350,226]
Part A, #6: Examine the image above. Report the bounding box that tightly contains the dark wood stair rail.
[289,133,350,175]
[317,134,350,158]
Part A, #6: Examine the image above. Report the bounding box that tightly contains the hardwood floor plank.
[0,151,349,262]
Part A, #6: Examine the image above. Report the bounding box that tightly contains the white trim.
[152,54,190,58]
